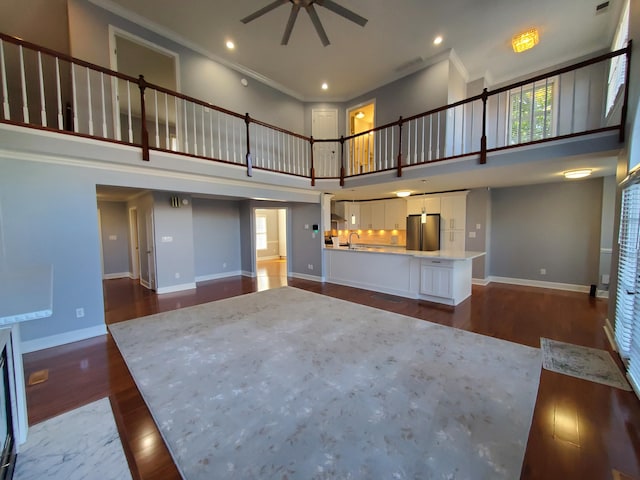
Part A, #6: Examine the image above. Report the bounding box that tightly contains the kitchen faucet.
[348,232,360,249]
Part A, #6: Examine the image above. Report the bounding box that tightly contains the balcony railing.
[0,32,631,186]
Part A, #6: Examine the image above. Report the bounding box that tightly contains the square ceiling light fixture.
[512,28,539,53]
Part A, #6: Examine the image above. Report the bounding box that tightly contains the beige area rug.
[110,286,542,479]
[13,398,131,480]
[540,337,631,390]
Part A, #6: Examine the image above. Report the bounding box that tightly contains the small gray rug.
[14,398,132,480]
[540,337,631,390]
[110,286,541,479]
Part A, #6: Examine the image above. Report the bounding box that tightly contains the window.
[256,216,267,250]
[615,182,640,397]
[605,0,629,116]
[508,80,556,145]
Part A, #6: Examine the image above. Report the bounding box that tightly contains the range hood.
[331,213,346,222]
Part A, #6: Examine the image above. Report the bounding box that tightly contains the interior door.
[129,207,140,280]
[145,210,156,290]
[312,109,338,177]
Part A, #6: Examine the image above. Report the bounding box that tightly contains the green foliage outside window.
[509,84,554,145]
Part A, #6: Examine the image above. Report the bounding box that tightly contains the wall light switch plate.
[476,224,481,230]
[161,236,173,243]
[108,235,117,241]
[468,231,476,238]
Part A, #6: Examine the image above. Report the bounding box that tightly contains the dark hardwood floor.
[22,260,640,479]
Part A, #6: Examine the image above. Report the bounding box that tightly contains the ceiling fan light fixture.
[355,111,365,119]
[512,28,539,53]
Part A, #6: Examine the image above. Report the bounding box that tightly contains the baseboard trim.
[156,282,197,294]
[140,278,151,289]
[102,272,131,280]
[242,270,256,278]
[21,324,108,353]
[604,318,617,352]
[196,271,242,282]
[472,277,490,286]
[257,255,280,261]
[488,276,590,293]
[290,272,324,283]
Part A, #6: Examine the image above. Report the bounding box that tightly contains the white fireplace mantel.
[0,265,53,447]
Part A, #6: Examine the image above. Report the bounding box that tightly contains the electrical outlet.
[540,268,546,275]
[476,224,481,230]
[468,231,476,238]
[175,272,180,279]
[223,262,227,269]
[308,264,314,270]
[76,308,85,318]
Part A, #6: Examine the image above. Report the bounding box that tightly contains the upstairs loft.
[0,32,631,198]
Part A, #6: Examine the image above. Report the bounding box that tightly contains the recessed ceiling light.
[355,111,365,119]
[321,82,329,90]
[226,40,235,50]
[564,169,592,179]
[433,36,443,45]
[396,191,411,197]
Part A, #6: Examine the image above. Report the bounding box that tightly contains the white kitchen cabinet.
[360,201,385,230]
[406,195,441,215]
[440,193,466,231]
[420,262,453,298]
[440,192,467,251]
[322,194,333,232]
[384,198,406,230]
[335,202,361,229]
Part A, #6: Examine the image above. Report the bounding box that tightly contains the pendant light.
[421,194,427,224]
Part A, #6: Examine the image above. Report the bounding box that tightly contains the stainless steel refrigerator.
[406,214,440,251]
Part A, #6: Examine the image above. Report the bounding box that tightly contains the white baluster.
[19,46,29,123]
[0,40,9,119]
[209,108,213,158]
[174,96,180,151]
[192,102,197,156]
[224,115,229,161]
[55,58,63,129]
[201,106,206,157]
[100,72,107,137]
[414,118,418,163]
[86,68,93,135]
[126,80,133,142]
[164,93,169,149]
[37,52,47,126]
[407,120,411,165]
[183,99,188,154]
[72,64,79,133]
[232,116,236,162]
[217,112,221,159]
[154,90,159,148]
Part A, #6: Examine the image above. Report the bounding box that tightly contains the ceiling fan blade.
[305,4,330,46]
[316,0,368,27]
[241,0,289,24]
[281,4,300,45]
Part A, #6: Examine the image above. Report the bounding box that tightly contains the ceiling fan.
[241,0,368,47]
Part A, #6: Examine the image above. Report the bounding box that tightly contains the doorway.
[346,101,375,174]
[108,27,180,145]
[128,207,140,280]
[254,208,288,291]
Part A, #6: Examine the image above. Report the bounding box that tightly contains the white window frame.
[256,215,268,250]
[507,77,558,146]
[605,0,629,116]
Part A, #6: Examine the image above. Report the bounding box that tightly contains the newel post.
[245,113,253,177]
[309,136,315,187]
[339,135,345,187]
[396,116,403,177]
[480,88,488,165]
[138,75,149,161]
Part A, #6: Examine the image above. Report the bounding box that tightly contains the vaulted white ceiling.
[92,0,623,101]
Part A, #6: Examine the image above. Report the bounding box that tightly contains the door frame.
[107,25,182,141]
[345,98,376,136]
[128,206,140,280]
[252,207,290,276]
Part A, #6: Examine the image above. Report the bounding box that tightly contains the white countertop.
[0,265,54,325]
[325,245,485,261]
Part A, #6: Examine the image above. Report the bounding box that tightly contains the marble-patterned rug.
[14,398,132,480]
[540,337,631,390]
[110,286,541,480]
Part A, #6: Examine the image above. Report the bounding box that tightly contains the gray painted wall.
[152,191,195,290]
[0,158,105,342]
[465,188,491,279]
[239,201,254,274]
[598,175,616,291]
[192,198,241,277]
[289,202,323,278]
[98,200,131,276]
[490,178,603,286]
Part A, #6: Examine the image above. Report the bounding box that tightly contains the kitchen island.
[324,246,485,306]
